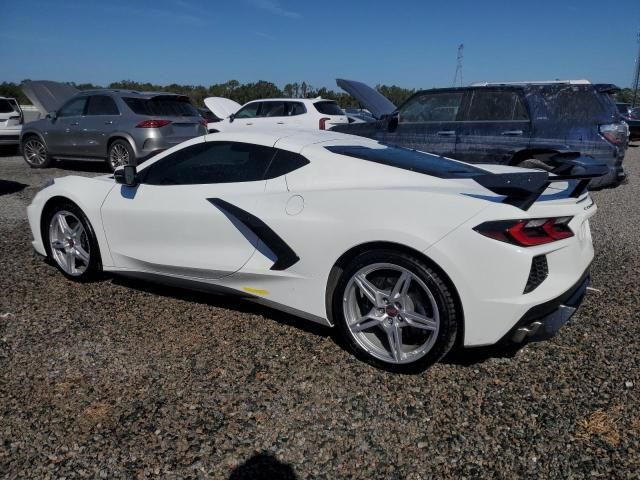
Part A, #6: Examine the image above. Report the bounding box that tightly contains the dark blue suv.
[335,80,628,189]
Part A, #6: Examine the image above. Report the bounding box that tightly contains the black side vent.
[524,255,548,294]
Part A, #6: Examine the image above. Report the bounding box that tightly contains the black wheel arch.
[325,241,465,348]
[509,148,560,166]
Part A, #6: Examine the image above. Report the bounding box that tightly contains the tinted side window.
[235,103,260,118]
[260,102,287,117]
[466,90,529,121]
[58,97,87,117]
[86,95,119,116]
[142,142,276,185]
[288,102,306,116]
[122,97,198,116]
[0,99,15,113]
[313,101,343,115]
[264,150,310,179]
[400,92,463,122]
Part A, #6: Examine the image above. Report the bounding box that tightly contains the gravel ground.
[0,145,639,479]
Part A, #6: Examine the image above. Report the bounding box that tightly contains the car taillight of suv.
[599,122,628,145]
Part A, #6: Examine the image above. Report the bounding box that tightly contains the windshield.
[123,97,198,117]
[324,144,485,179]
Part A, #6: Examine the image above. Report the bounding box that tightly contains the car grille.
[524,255,548,294]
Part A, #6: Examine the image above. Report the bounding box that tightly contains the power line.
[452,44,464,87]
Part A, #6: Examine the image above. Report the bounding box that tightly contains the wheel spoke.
[403,311,437,331]
[386,323,403,362]
[64,250,75,273]
[51,239,67,250]
[354,273,386,306]
[350,311,385,332]
[57,214,72,236]
[391,271,411,299]
[74,245,90,264]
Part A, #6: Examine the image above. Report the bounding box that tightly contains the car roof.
[203,128,376,152]
[245,98,337,104]
[78,89,187,99]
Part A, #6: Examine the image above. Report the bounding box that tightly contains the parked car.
[630,107,640,120]
[26,129,603,371]
[20,81,207,171]
[0,96,23,145]
[616,102,632,118]
[203,97,348,132]
[627,116,640,141]
[197,107,221,125]
[334,79,627,189]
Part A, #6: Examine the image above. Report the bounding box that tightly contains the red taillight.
[136,119,172,128]
[474,217,574,247]
[319,117,330,130]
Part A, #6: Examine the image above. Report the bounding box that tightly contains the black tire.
[43,201,102,281]
[107,139,135,173]
[332,249,459,373]
[22,135,52,168]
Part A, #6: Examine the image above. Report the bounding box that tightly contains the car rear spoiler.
[473,154,608,210]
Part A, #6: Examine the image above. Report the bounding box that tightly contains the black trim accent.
[497,268,590,346]
[207,198,300,271]
[473,171,550,210]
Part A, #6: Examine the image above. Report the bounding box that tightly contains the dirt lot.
[1,146,639,479]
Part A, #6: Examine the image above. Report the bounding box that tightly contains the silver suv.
[20,81,207,171]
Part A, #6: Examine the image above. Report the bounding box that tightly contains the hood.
[22,80,79,114]
[204,97,242,119]
[336,79,396,119]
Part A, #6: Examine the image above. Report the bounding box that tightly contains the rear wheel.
[44,202,102,281]
[107,139,134,172]
[516,158,554,171]
[332,249,459,373]
[22,136,52,168]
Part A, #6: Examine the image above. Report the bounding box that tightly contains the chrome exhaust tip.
[512,321,543,343]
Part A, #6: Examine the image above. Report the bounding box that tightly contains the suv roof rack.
[471,80,591,86]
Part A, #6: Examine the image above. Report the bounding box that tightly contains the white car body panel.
[27,130,596,346]
[0,97,23,144]
[205,98,348,133]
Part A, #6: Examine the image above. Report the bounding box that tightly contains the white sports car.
[27,130,600,371]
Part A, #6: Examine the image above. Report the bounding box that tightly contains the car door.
[101,139,277,279]
[80,95,121,157]
[381,91,465,157]
[47,96,88,156]
[455,88,531,164]
[231,101,262,128]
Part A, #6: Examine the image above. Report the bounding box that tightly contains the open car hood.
[204,97,242,119]
[336,79,396,119]
[22,80,79,114]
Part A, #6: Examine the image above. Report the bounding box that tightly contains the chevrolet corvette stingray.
[27,130,602,371]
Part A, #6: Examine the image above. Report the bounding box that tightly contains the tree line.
[0,80,416,110]
[2,80,638,110]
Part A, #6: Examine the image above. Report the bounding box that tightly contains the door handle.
[437,130,456,136]
[104,120,113,125]
[276,122,285,125]
[502,130,523,136]
[245,122,253,125]
[70,122,79,126]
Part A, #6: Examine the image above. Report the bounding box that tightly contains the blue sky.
[1,0,639,90]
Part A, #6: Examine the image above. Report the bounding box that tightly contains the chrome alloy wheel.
[48,211,91,276]
[109,143,130,169]
[343,263,440,364]
[24,139,47,165]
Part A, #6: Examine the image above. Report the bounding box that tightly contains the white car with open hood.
[26,129,602,371]
[204,97,348,133]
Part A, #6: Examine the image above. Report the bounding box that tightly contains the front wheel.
[44,202,102,281]
[333,250,459,373]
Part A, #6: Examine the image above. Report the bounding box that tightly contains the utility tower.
[452,44,464,87]
[632,32,640,107]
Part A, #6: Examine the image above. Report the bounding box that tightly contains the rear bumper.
[498,268,590,345]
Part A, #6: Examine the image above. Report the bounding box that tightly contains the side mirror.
[47,111,57,121]
[228,113,235,123]
[114,165,138,187]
